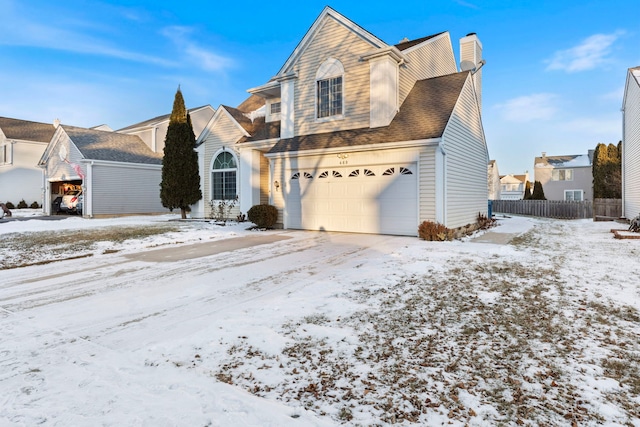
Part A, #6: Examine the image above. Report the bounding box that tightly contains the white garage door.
[285,164,417,235]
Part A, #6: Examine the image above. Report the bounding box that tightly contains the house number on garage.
[337,153,349,165]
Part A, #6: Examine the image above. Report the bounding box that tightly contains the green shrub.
[5,201,15,209]
[17,199,28,209]
[418,220,454,241]
[30,201,41,209]
[247,204,278,228]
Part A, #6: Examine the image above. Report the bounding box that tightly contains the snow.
[1,211,639,426]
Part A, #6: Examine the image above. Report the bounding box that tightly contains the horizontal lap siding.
[399,35,457,105]
[624,74,640,218]
[202,114,244,218]
[92,164,166,215]
[419,147,437,222]
[443,77,488,228]
[294,17,372,135]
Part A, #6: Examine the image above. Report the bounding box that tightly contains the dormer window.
[316,58,344,120]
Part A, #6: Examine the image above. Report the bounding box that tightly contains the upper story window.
[552,169,573,181]
[270,102,281,115]
[316,58,344,120]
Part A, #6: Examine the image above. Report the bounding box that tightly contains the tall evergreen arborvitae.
[593,142,622,199]
[523,180,532,200]
[531,180,546,200]
[160,87,202,219]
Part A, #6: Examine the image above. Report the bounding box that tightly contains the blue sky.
[1,0,638,174]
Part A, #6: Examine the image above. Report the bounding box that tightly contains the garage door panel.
[285,163,418,236]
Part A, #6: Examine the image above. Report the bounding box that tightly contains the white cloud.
[0,8,175,67]
[494,93,559,123]
[545,32,623,73]
[162,26,234,72]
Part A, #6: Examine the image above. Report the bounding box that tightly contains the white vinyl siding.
[201,112,246,218]
[441,76,488,228]
[0,139,48,205]
[45,135,85,182]
[418,146,437,223]
[294,16,372,135]
[624,70,640,218]
[91,163,166,215]
[398,34,457,106]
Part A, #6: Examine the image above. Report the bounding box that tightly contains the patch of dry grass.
[0,224,181,269]
[206,225,640,425]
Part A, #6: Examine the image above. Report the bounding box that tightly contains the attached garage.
[285,163,417,235]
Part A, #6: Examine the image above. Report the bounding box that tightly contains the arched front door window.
[212,151,237,200]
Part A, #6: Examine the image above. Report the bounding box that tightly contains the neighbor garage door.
[285,163,417,235]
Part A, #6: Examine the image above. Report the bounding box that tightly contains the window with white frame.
[270,102,281,115]
[317,77,342,118]
[211,151,237,200]
[564,190,583,201]
[315,58,344,120]
[552,169,573,181]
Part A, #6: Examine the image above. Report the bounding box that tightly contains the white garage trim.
[283,163,418,235]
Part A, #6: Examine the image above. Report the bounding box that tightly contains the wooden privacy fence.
[491,200,593,219]
[593,198,622,220]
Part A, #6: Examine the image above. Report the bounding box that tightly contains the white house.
[0,117,55,206]
[117,105,215,154]
[192,6,489,236]
[499,173,529,200]
[38,124,167,217]
[622,66,640,219]
[488,160,501,200]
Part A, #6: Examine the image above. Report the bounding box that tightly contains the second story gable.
[246,7,479,140]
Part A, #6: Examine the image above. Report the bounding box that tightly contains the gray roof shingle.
[0,117,56,142]
[267,71,469,154]
[394,32,446,51]
[63,125,163,165]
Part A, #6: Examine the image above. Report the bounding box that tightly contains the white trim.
[315,59,344,121]
[237,138,279,151]
[197,106,251,145]
[276,6,387,77]
[209,148,239,202]
[264,138,441,159]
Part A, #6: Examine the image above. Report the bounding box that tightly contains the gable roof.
[276,6,388,77]
[266,72,469,154]
[117,105,213,132]
[535,154,592,168]
[62,125,163,164]
[394,32,446,51]
[0,117,55,142]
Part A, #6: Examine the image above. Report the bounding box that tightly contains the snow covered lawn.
[1,213,639,426]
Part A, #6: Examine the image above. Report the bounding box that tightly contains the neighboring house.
[118,105,215,153]
[38,123,167,217]
[534,151,593,201]
[193,6,489,236]
[622,66,640,219]
[488,160,501,200]
[499,173,529,200]
[0,117,56,206]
